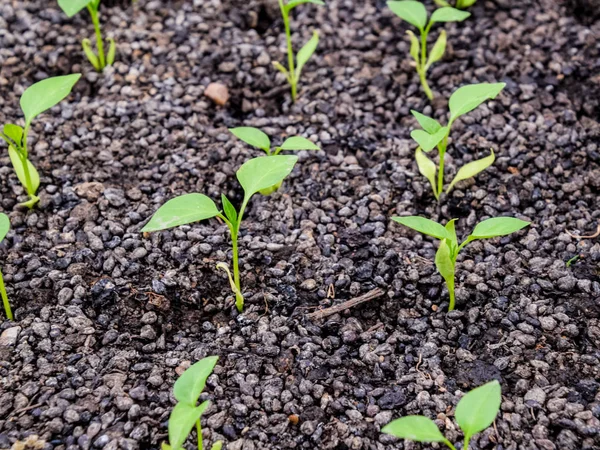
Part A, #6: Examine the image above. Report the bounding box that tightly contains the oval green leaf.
[449,82,506,123]
[21,74,81,127]
[406,30,420,65]
[230,127,271,153]
[221,194,238,225]
[174,356,219,406]
[279,136,320,151]
[382,415,446,442]
[435,239,455,281]
[57,0,92,17]
[455,380,501,439]
[446,149,495,193]
[411,126,448,152]
[0,213,10,242]
[8,147,40,194]
[415,148,438,199]
[392,216,448,240]
[237,155,298,200]
[387,1,428,30]
[430,6,471,23]
[296,31,319,81]
[141,193,220,232]
[469,217,530,240]
[2,124,24,147]
[426,30,446,70]
[168,401,210,450]
[411,110,442,134]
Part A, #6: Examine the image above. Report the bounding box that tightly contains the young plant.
[58,0,116,71]
[1,74,81,208]
[274,0,325,102]
[142,155,298,312]
[410,82,505,200]
[391,216,529,310]
[434,0,477,9]
[162,356,222,450]
[229,127,319,194]
[387,1,470,100]
[382,380,501,450]
[0,214,12,320]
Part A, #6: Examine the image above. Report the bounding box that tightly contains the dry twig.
[306,288,385,320]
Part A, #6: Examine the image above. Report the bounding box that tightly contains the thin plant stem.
[462,436,470,450]
[231,199,250,311]
[419,23,434,100]
[19,127,37,206]
[447,274,455,311]
[88,4,105,69]
[0,269,12,320]
[196,420,203,450]
[279,0,296,100]
[443,439,457,450]
[436,133,449,197]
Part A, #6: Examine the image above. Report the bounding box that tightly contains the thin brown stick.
[566,224,600,239]
[306,288,385,320]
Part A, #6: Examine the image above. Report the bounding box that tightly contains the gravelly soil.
[0,0,599,449]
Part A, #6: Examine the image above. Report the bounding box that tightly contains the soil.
[0,0,599,449]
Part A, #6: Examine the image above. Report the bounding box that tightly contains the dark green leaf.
[387,1,428,30]
[381,415,446,442]
[392,216,448,240]
[141,194,220,232]
[230,127,271,152]
[455,380,501,440]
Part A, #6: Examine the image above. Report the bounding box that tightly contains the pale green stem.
[0,269,12,320]
[444,439,457,450]
[419,23,434,100]
[196,419,203,450]
[462,436,470,450]
[279,0,296,101]
[87,4,106,69]
[20,126,37,205]
[436,133,449,197]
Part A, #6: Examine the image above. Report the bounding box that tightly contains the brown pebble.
[204,82,229,106]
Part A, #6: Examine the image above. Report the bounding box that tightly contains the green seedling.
[142,155,298,312]
[1,74,81,208]
[229,127,319,194]
[434,0,477,9]
[274,0,325,102]
[410,82,505,200]
[162,356,222,450]
[392,216,529,310]
[0,214,12,320]
[383,380,501,449]
[387,1,470,100]
[58,0,116,71]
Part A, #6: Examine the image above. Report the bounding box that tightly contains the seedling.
[0,74,81,208]
[142,155,298,312]
[392,216,529,310]
[58,0,116,71]
[162,356,222,450]
[410,82,505,200]
[229,127,319,194]
[387,1,470,100]
[382,380,501,449]
[274,0,325,101]
[0,214,12,320]
[434,0,477,9]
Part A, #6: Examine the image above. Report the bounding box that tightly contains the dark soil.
[0,0,599,449]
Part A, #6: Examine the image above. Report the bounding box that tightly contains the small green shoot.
[410,82,505,200]
[58,0,116,71]
[566,254,581,268]
[392,216,529,310]
[142,155,298,312]
[434,0,477,9]
[387,1,470,100]
[1,74,81,208]
[382,380,501,450]
[162,356,222,450]
[274,0,325,101]
[229,127,319,194]
[0,213,12,320]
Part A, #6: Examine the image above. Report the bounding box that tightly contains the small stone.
[0,327,21,346]
[204,82,229,106]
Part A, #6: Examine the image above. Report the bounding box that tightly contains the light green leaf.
[279,136,320,151]
[449,82,506,123]
[387,1,428,31]
[411,111,442,134]
[455,380,501,440]
[447,149,495,193]
[221,194,238,225]
[430,6,471,23]
[107,37,116,66]
[0,214,10,243]
[425,30,446,70]
[285,0,325,11]
[415,148,437,199]
[273,61,290,81]
[469,217,530,240]
[173,356,218,406]
[8,147,40,194]
[457,0,477,8]
[444,219,458,250]
[392,216,448,240]
[168,401,210,450]
[210,442,223,450]
[296,31,319,81]
[57,0,92,17]
[411,126,448,152]
[161,443,171,450]
[381,416,447,442]
[20,74,81,128]
[141,194,220,232]
[434,0,451,6]
[2,124,24,147]
[435,239,455,285]
[237,155,298,200]
[230,127,271,153]
[82,39,101,71]
[406,30,420,65]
